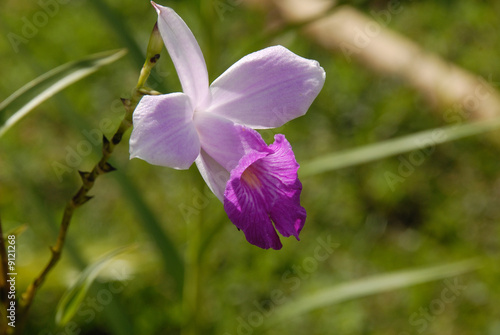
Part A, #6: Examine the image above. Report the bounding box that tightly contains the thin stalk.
[16,94,136,332]
[181,177,205,335]
[15,22,163,333]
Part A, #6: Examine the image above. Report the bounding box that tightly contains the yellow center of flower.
[241,166,262,189]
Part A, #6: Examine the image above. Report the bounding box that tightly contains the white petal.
[193,112,270,201]
[195,150,229,202]
[152,2,210,109]
[194,112,243,172]
[130,93,199,169]
[207,45,326,128]
[193,112,268,172]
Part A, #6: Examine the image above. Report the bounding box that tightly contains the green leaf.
[269,259,480,327]
[0,49,127,138]
[300,117,500,177]
[4,224,28,239]
[55,244,137,326]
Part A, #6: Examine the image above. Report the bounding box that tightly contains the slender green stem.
[16,99,136,333]
[181,177,205,335]
[14,22,163,334]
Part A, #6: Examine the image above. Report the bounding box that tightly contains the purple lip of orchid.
[129,2,325,249]
[224,131,306,250]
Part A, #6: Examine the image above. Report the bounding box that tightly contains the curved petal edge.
[224,133,306,250]
[208,45,326,128]
[130,93,200,170]
[152,2,211,109]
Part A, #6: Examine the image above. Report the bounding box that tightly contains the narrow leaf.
[270,259,480,327]
[4,224,28,238]
[55,244,136,326]
[112,170,185,297]
[0,49,127,137]
[300,117,500,177]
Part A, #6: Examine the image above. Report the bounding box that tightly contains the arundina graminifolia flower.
[223,128,307,250]
[129,2,325,249]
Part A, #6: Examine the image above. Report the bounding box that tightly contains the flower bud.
[136,22,164,88]
[146,22,163,64]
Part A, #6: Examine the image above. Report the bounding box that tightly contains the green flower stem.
[15,100,134,334]
[182,229,201,335]
[14,23,163,334]
[181,177,206,335]
[180,9,214,332]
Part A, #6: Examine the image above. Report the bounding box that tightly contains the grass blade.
[4,224,28,238]
[270,258,480,327]
[55,244,137,326]
[113,171,185,297]
[0,49,127,137]
[300,116,500,177]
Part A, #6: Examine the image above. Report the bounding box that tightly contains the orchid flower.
[130,2,325,249]
[223,129,307,249]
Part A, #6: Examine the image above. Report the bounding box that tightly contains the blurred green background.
[1,0,499,334]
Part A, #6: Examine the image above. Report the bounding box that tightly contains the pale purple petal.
[207,45,326,128]
[193,112,270,172]
[224,134,306,250]
[130,93,199,169]
[195,150,229,202]
[193,113,271,201]
[152,2,210,109]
